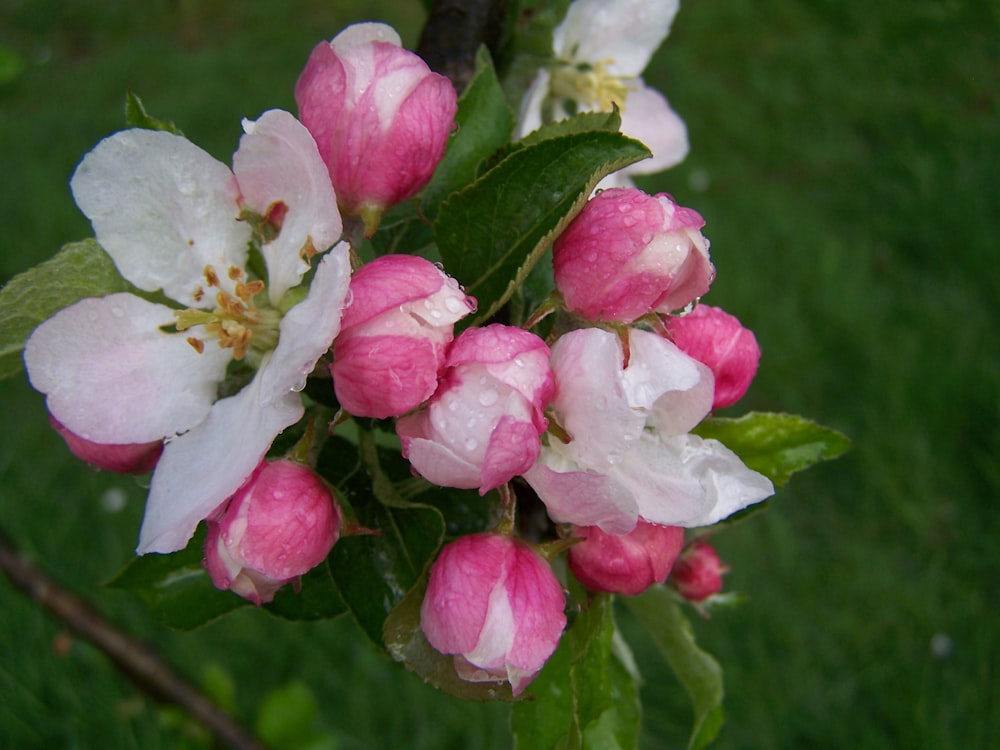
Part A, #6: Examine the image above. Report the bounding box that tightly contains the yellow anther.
[174,272,276,362]
[550,58,630,113]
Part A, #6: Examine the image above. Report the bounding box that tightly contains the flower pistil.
[174,265,280,362]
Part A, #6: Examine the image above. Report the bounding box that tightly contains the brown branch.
[0,528,266,750]
[418,0,510,92]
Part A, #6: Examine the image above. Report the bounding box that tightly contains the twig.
[418,0,510,91]
[0,527,266,750]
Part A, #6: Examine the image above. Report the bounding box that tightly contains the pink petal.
[23,293,230,444]
[234,110,343,304]
[522,459,638,535]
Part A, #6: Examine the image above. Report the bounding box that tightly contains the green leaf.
[693,411,853,488]
[0,239,130,379]
[512,593,641,749]
[624,586,724,750]
[435,130,649,326]
[106,527,248,630]
[317,436,445,645]
[517,108,623,148]
[264,559,347,622]
[383,579,519,702]
[420,47,515,219]
[124,91,183,134]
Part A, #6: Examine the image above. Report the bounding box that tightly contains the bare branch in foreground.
[0,527,265,750]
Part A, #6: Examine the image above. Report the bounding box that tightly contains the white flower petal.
[514,69,550,139]
[23,293,230,444]
[618,84,689,175]
[613,432,773,527]
[331,21,402,52]
[70,129,251,307]
[258,246,351,397]
[555,0,678,76]
[550,329,644,469]
[464,578,516,670]
[626,330,713,435]
[137,368,305,554]
[234,110,343,304]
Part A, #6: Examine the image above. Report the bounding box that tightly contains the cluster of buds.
[23,10,768,701]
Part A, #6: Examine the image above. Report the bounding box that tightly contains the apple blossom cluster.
[21,9,773,700]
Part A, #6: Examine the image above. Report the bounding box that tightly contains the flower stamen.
[175,270,280,362]
[550,58,630,112]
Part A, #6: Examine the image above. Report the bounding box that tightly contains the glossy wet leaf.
[694,411,853,487]
[435,130,650,326]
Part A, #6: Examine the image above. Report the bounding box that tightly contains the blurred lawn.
[1,1,997,748]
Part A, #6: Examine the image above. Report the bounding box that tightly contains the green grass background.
[1,1,997,747]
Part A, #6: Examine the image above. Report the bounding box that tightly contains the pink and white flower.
[331,254,475,419]
[553,187,714,322]
[524,327,773,534]
[23,110,351,554]
[567,520,684,596]
[204,459,340,605]
[667,304,761,410]
[420,533,566,696]
[517,0,688,186]
[397,324,554,493]
[295,23,458,232]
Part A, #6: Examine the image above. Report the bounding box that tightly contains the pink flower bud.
[568,521,684,596]
[397,324,554,493]
[671,540,726,601]
[49,414,162,474]
[331,255,475,419]
[421,533,566,696]
[667,305,761,410]
[553,187,714,322]
[294,23,458,229]
[203,460,340,605]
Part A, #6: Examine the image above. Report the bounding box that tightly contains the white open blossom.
[524,328,773,533]
[24,110,350,554]
[517,0,689,186]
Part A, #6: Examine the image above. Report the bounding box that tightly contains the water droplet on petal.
[464,438,478,451]
[513,356,525,368]
[290,378,307,393]
[444,296,463,314]
[479,389,499,407]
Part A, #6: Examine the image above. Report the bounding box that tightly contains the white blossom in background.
[24,110,351,554]
[517,0,689,187]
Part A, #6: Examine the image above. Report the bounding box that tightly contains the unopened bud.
[203,460,340,605]
[671,540,727,601]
